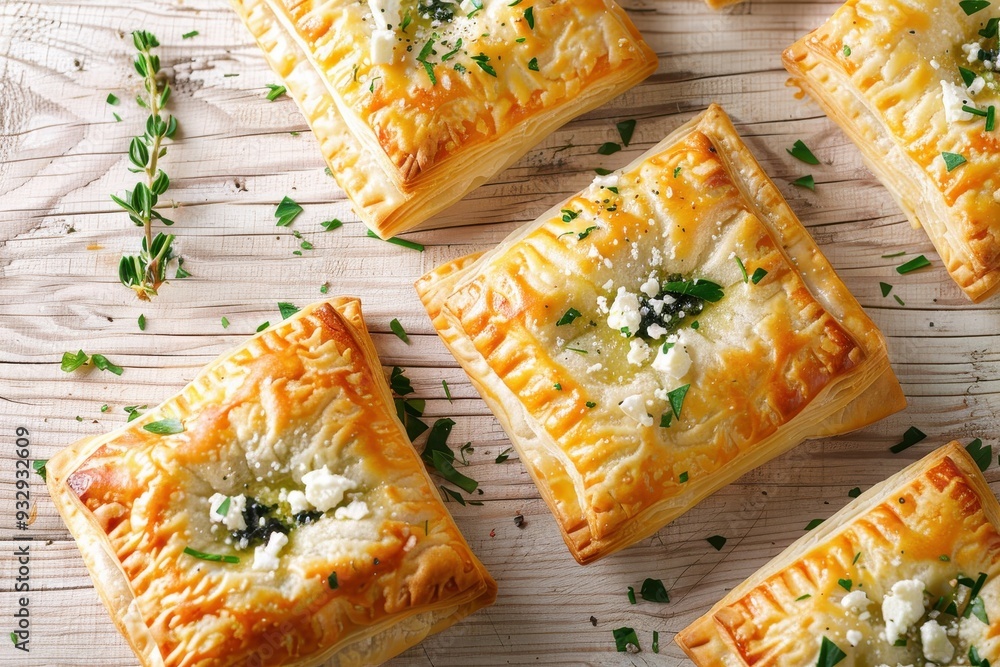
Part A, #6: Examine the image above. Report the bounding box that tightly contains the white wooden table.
[1,0,998,665]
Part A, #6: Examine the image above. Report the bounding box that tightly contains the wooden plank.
[1,0,999,665]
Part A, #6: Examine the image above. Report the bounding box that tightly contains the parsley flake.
[143,418,184,435]
[787,140,820,165]
[707,535,727,551]
[896,255,931,274]
[890,426,927,453]
[556,308,581,326]
[942,151,967,171]
[816,636,847,667]
[274,196,302,227]
[265,84,286,101]
[389,318,410,344]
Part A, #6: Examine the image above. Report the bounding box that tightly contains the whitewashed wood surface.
[1,0,999,665]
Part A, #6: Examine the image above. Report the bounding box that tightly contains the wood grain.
[1,0,998,665]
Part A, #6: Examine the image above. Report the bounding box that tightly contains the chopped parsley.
[792,174,816,190]
[805,519,824,530]
[640,578,670,603]
[561,209,579,222]
[667,384,690,420]
[612,626,639,653]
[32,460,47,481]
[617,119,637,147]
[679,471,688,483]
[735,256,749,282]
[556,308,581,326]
[627,586,636,604]
[942,151,967,171]
[321,219,343,232]
[816,637,847,667]
[787,140,820,165]
[422,418,479,495]
[843,45,851,57]
[442,379,452,402]
[837,578,853,591]
[265,84,286,101]
[495,447,512,463]
[328,571,339,589]
[391,367,429,441]
[960,0,991,15]
[750,268,768,285]
[106,93,119,105]
[143,418,184,435]
[965,438,992,472]
[137,314,147,330]
[256,321,269,332]
[880,282,893,297]
[278,302,298,320]
[795,594,812,601]
[365,229,424,251]
[597,142,621,155]
[652,630,659,653]
[182,30,199,39]
[274,196,302,226]
[390,318,410,344]
[890,426,927,453]
[60,350,124,375]
[523,6,534,28]
[471,53,496,77]
[183,546,239,564]
[848,486,861,498]
[706,535,727,551]
[527,57,539,71]
[896,255,931,274]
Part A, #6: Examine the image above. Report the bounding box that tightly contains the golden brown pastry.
[416,104,905,564]
[228,0,657,239]
[784,0,1000,302]
[45,298,496,667]
[705,0,744,8]
[677,441,1000,666]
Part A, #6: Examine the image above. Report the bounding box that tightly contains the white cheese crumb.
[252,531,288,572]
[593,173,620,189]
[209,493,247,531]
[651,344,692,383]
[368,0,400,30]
[302,466,357,512]
[846,629,863,647]
[941,80,976,122]
[286,490,311,515]
[619,394,653,427]
[626,339,651,366]
[640,273,660,298]
[963,41,983,64]
[586,363,604,374]
[370,29,396,65]
[841,590,870,612]
[602,279,614,291]
[334,500,370,521]
[646,323,669,340]
[607,287,641,335]
[969,76,987,96]
[920,620,954,664]
[882,579,926,644]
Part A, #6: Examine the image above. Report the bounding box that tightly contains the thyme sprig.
[112,31,179,300]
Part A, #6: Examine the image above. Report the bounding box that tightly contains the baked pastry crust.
[677,441,1000,666]
[416,104,905,564]
[229,0,657,239]
[45,298,496,667]
[784,0,1000,302]
[705,0,744,8]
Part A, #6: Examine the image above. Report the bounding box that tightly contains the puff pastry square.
[784,0,1000,302]
[677,442,1000,666]
[416,104,905,564]
[229,0,657,239]
[45,298,496,667]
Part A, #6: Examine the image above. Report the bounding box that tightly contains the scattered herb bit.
[965,438,992,472]
[471,53,496,77]
[275,196,302,227]
[595,167,613,175]
[390,318,410,344]
[890,426,927,454]
[216,496,232,517]
[91,354,124,376]
[882,251,907,259]
[662,278,725,303]
[391,367,429,441]
[442,379,452,402]
[969,595,989,623]
[422,418,479,494]
[652,630,659,653]
[960,0,991,15]
[987,105,996,132]
[961,66,978,88]
[838,578,853,591]
[673,166,682,178]
[894,638,907,647]
[113,112,122,122]
[597,142,621,155]
[265,84,286,101]
[893,294,906,306]
[183,546,239,564]
[942,151,967,171]
[577,225,598,240]
[735,256,749,283]
[853,552,862,565]
[787,140,820,165]
[941,554,951,561]
[32,460,47,481]
[124,405,145,421]
[527,57,539,71]
[321,219,343,232]
[585,400,597,408]
[328,571,339,589]
[365,229,424,251]
[795,594,812,601]
[458,442,474,466]
[143,418,184,435]
[182,30,199,39]
[660,412,672,428]
[792,174,816,190]
[816,636,847,667]
[319,283,329,294]
[554,382,562,390]
[617,119,637,147]
[61,350,89,373]
[523,6,534,28]
[880,282,893,297]
[751,268,768,285]
[556,308,581,326]
[440,485,466,505]
[137,313,147,330]
[174,257,191,278]
[667,384,690,420]
[612,626,640,653]
[848,487,862,498]
[113,31,180,300]
[100,404,109,413]
[707,535,727,551]
[561,209,579,222]
[627,586,636,604]
[640,578,670,603]
[843,45,851,56]
[106,93,119,105]
[679,471,689,483]
[805,519,824,530]
[495,447,513,464]
[278,302,298,320]
[970,646,988,667]
[896,255,931,275]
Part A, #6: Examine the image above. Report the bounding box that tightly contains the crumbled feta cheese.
[841,590,870,612]
[252,531,288,572]
[368,0,400,30]
[920,620,954,664]
[602,279,614,291]
[640,273,660,298]
[607,287,641,335]
[209,493,247,531]
[646,323,669,340]
[969,76,987,96]
[626,339,651,366]
[963,41,983,64]
[334,500,370,521]
[882,579,926,644]
[652,344,692,383]
[286,490,311,515]
[370,29,396,65]
[302,466,357,512]
[941,81,976,122]
[846,629,863,647]
[586,363,603,374]
[619,394,653,426]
